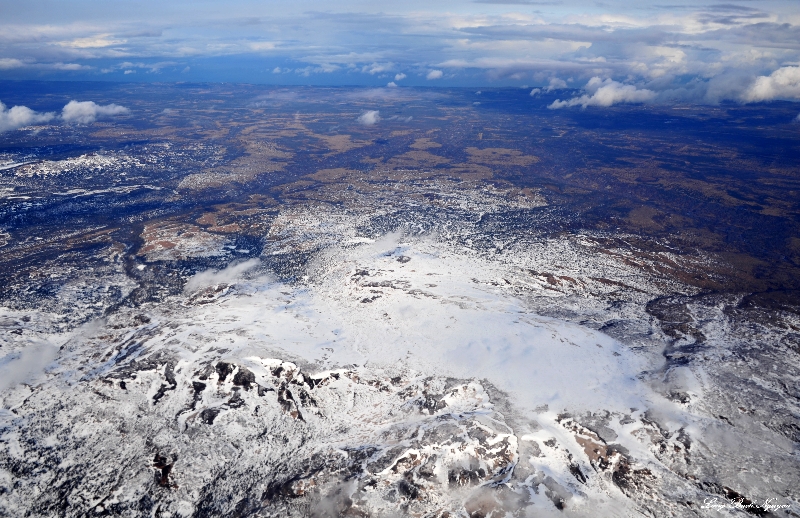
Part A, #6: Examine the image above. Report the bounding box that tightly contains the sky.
[0,0,799,105]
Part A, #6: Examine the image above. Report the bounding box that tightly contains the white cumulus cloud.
[545,77,568,91]
[357,110,381,126]
[362,62,392,75]
[549,78,655,109]
[394,73,406,81]
[61,100,130,124]
[0,101,55,133]
[426,69,443,80]
[386,81,397,88]
[742,66,800,102]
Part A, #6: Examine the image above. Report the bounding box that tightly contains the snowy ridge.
[14,152,144,177]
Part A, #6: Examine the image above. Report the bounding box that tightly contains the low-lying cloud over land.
[550,78,656,108]
[743,66,800,103]
[0,102,55,132]
[548,66,800,109]
[357,110,381,125]
[0,100,130,132]
[61,100,130,124]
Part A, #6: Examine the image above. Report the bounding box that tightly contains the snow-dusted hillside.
[2,198,799,517]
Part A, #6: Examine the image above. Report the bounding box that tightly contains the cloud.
[474,0,561,3]
[362,62,392,75]
[794,113,800,123]
[0,58,90,71]
[426,69,443,80]
[115,61,178,74]
[185,258,261,293]
[0,1,798,100]
[1,99,132,132]
[51,62,92,71]
[549,77,655,109]
[0,341,59,392]
[528,79,567,98]
[0,101,55,133]
[545,77,567,91]
[249,41,276,51]
[0,58,26,70]
[742,66,800,102]
[62,100,130,124]
[357,110,381,126]
[294,64,340,76]
[60,34,125,48]
[386,81,397,88]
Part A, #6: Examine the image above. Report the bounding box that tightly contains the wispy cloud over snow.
[549,78,655,109]
[0,340,59,392]
[61,101,130,124]
[357,110,381,126]
[185,259,261,293]
[0,101,55,133]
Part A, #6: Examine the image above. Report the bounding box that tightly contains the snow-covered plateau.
[1,200,799,517]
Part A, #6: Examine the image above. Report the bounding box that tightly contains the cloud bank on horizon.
[1,0,800,106]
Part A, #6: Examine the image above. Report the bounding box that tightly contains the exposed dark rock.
[200,408,221,425]
[232,366,255,390]
[257,384,275,396]
[216,362,235,383]
[397,478,419,499]
[152,363,177,404]
[228,391,245,409]
[152,452,177,488]
[278,386,304,421]
[569,462,587,484]
[449,467,486,487]
[612,457,653,496]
